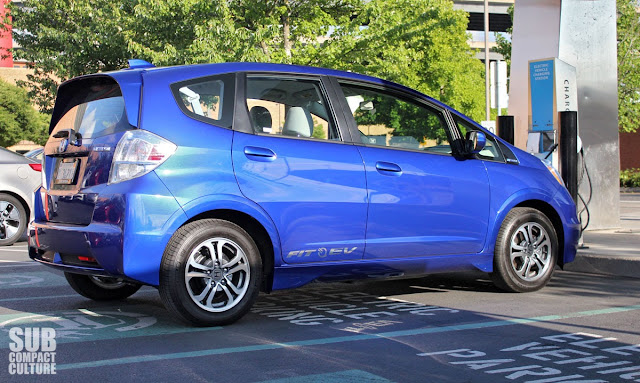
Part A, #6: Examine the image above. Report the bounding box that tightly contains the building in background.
[0,1,26,68]
[453,0,513,61]
[0,1,30,90]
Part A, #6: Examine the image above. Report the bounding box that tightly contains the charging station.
[508,0,619,230]
[527,58,584,229]
[527,58,577,170]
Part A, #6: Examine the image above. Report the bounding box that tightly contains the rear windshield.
[51,78,132,140]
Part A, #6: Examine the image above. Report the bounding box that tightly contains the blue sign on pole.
[529,59,554,132]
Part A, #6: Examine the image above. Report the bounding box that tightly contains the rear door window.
[245,76,340,141]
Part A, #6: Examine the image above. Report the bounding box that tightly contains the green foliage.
[318,0,486,121]
[311,124,326,139]
[8,0,485,121]
[349,89,449,143]
[620,168,640,187]
[0,80,49,147]
[617,0,640,133]
[492,5,513,70]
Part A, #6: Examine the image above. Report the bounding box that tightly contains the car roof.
[109,62,455,113]
[61,62,488,137]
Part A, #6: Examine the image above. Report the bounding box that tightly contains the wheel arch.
[184,209,275,292]
[512,200,565,268]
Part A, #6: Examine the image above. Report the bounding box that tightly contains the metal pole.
[484,0,490,121]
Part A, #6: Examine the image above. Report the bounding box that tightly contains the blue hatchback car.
[29,61,580,326]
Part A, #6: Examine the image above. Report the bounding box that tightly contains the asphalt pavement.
[1,194,639,382]
[1,240,640,382]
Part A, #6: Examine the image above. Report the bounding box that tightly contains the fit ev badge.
[287,247,358,258]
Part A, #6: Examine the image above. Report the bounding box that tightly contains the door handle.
[375,161,402,176]
[244,146,277,162]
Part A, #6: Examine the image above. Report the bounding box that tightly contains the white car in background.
[0,146,42,246]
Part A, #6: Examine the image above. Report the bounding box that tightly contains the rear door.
[231,74,368,264]
[42,76,137,225]
[333,80,491,259]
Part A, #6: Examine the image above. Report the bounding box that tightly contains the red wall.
[0,0,13,68]
[620,131,640,170]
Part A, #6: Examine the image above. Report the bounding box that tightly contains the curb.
[564,252,640,279]
[620,187,640,193]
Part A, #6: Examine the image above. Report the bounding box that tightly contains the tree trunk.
[282,1,292,59]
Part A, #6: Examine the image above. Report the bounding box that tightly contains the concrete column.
[508,0,620,229]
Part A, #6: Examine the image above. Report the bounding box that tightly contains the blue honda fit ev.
[28,61,579,326]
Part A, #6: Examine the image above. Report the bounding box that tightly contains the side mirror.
[359,100,374,111]
[466,131,486,154]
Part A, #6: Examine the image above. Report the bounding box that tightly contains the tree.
[0,80,49,147]
[492,5,513,69]
[617,0,640,133]
[318,0,486,121]
[8,0,485,121]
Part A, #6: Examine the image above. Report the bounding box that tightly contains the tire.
[159,219,262,326]
[65,273,142,300]
[0,193,27,246]
[490,207,558,293]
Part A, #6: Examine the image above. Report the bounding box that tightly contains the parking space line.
[0,263,39,268]
[0,248,29,252]
[56,303,640,371]
[0,290,156,303]
[0,260,31,263]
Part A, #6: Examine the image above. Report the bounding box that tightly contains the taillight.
[40,188,49,220]
[29,163,42,172]
[108,130,177,184]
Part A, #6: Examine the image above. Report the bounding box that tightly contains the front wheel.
[159,219,262,326]
[65,273,142,300]
[490,207,558,293]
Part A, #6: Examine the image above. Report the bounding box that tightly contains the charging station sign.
[527,58,577,157]
[529,59,555,132]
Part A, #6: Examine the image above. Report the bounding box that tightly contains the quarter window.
[246,77,339,141]
[171,74,235,128]
[339,83,452,154]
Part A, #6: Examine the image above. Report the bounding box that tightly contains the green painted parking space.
[0,306,220,348]
[53,303,640,371]
[0,271,68,289]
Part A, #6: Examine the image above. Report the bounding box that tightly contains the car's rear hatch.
[42,74,140,225]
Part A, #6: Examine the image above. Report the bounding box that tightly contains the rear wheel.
[491,207,558,292]
[0,193,27,246]
[159,219,262,326]
[64,273,142,300]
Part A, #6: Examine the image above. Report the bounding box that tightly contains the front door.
[335,81,491,259]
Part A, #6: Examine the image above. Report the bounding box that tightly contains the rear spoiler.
[49,71,142,133]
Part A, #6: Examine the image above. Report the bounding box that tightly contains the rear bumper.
[28,171,188,285]
[28,221,125,277]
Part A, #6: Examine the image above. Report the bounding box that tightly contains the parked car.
[0,147,41,246]
[24,147,44,162]
[28,61,580,326]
